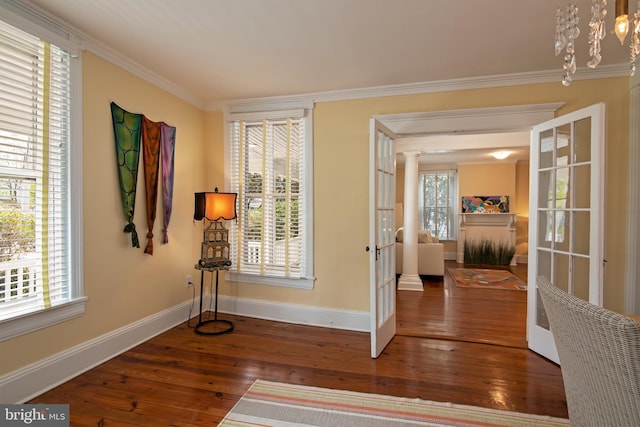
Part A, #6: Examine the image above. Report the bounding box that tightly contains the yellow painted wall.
[0,52,206,375]
[459,163,517,207]
[459,162,520,256]
[0,55,630,379]
[213,78,629,315]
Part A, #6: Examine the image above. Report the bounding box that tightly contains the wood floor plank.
[30,261,568,425]
[397,261,529,348]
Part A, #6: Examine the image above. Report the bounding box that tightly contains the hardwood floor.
[398,261,529,348]
[30,262,568,426]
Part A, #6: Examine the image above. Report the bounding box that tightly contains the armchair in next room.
[395,228,445,276]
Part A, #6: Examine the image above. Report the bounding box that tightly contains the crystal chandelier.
[556,0,640,86]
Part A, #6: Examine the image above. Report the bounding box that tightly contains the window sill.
[0,297,87,342]
[226,272,315,289]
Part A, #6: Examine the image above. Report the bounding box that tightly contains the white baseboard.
[217,295,369,332]
[1,296,369,403]
[1,299,198,404]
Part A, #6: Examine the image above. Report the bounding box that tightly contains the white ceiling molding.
[307,65,624,104]
[228,98,314,115]
[82,37,207,109]
[9,0,208,109]
[0,0,76,51]
[380,102,565,137]
[208,67,624,112]
[12,1,627,111]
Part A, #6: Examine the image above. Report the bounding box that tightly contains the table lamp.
[193,188,237,335]
[194,188,237,269]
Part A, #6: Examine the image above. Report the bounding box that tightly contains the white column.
[398,151,423,291]
[457,214,466,263]
[508,214,517,266]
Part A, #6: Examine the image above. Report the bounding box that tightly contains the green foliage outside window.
[245,173,300,241]
[0,177,36,263]
[0,210,35,262]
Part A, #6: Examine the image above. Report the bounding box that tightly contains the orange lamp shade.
[194,191,237,221]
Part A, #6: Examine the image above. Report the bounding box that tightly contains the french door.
[369,119,397,358]
[527,103,606,363]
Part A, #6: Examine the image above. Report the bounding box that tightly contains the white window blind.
[228,111,312,287]
[0,18,76,323]
[418,171,457,240]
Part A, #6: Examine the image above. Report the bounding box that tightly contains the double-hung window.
[418,171,457,240]
[0,13,84,341]
[227,107,313,289]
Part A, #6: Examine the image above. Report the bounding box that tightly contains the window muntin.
[418,171,457,240]
[228,112,312,287]
[542,133,570,243]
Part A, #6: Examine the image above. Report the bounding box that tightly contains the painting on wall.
[462,196,509,213]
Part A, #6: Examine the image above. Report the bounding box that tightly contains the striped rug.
[219,380,569,426]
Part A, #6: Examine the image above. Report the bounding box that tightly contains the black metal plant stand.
[194,264,233,335]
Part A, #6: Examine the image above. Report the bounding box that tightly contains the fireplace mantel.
[457,213,517,265]
[459,213,517,226]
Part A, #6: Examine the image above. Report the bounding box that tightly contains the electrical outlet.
[185,275,192,288]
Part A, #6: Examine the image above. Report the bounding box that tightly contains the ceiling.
[23,0,631,164]
[395,132,531,167]
[25,0,631,104]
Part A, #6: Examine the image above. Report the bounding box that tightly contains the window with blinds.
[0,17,83,329]
[418,171,457,240]
[228,111,313,288]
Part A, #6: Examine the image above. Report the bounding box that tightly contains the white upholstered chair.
[537,276,640,426]
[394,228,444,276]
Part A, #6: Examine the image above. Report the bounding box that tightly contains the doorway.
[371,103,563,351]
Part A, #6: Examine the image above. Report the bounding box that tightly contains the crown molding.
[10,0,630,112]
[210,64,628,111]
[8,0,208,109]
[379,102,565,136]
[81,38,208,109]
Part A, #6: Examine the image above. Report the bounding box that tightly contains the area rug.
[219,379,568,426]
[448,268,527,291]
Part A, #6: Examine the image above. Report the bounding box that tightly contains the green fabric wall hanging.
[111,102,142,248]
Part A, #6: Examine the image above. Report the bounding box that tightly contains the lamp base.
[195,318,234,335]
[194,265,233,336]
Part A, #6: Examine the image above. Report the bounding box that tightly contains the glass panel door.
[528,104,605,363]
[369,119,396,358]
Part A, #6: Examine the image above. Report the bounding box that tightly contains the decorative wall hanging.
[461,196,510,213]
[111,102,176,253]
[160,123,176,244]
[141,116,161,254]
[111,102,142,248]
